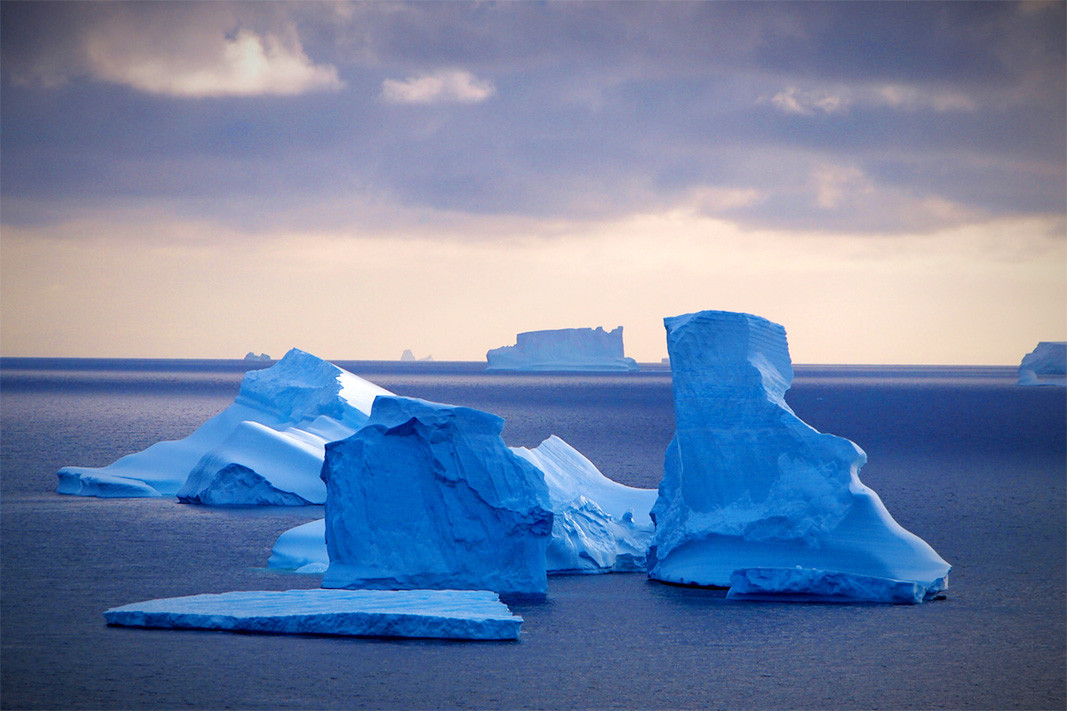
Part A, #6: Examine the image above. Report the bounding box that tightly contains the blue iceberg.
[269,435,657,576]
[104,589,522,640]
[57,349,391,501]
[320,396,554,599]
[1018,341,1067,386]
[647,310,951,603]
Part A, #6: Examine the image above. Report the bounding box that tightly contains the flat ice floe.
[104,589,522,640]
[647,310,951,603]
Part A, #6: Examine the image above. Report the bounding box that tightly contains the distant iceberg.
[57,349,392,500]
[646,310,951,603]
[486,327,639,371]
[320,396,554,600]
[270,435,658,576]
[243,352,271,361]
[1018,342,1067,386]
[105,589,522,640]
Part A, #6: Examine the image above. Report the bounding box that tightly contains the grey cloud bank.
[2,0,1063,236]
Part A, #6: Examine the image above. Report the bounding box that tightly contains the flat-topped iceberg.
[1018,341,1067,386]
[105,589,522,640]
[486,327,639,371]
[57,349,391,500]
[271,435,658,576]
[320,396,554,599]
[647,310,951,603]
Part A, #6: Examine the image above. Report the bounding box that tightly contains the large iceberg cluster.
[320,396,554,599]
[57,349,391,501]
[486,326,639,371]
[647,310,951,603]
[1018,341,1067,386]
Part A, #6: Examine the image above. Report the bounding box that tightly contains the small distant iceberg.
[1018,342,1067,386]
[243,352,271,362]
[105,589,522,640]
[400,349,435,362]
[57,349,392,499]
[486,327,639,371]
[646,310,951,603]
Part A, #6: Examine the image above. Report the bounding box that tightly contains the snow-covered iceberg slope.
[512,436,656,573]
[486,327,639,371]
[269,435,658,576]
[320,396,554,599]
[1018,342,1067,386]
[105,589,522,640]
[57,349,391,500]
[647,310,951,603]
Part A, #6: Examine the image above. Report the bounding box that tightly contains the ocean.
[1,359,1064,710]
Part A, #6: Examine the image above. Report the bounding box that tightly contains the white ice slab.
[104,589,522,640]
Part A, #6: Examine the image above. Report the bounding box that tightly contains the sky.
[2,1,1064,364]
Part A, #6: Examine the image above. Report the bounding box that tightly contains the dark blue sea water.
[1,360,1064,710]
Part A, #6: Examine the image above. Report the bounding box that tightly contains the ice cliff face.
[269,434,657,577]
[320,396,554,599]
[1018,342,1067,386]
[486,327,639,371]
[57,348,392,500]
[647,310,951,603]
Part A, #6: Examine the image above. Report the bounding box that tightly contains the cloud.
[85,28,342,97]
[770,82,976,117]
[771,88,849,116]
[380,69,494,105]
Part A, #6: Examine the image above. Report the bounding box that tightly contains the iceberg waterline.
[647,310,951,603]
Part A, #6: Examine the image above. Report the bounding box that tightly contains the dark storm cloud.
[2,1,1064,235]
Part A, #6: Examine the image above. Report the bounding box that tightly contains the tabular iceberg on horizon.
[320,395,554,599]
[647,310,951,603]
[1018,341,1067,386]
[486,326,639,371]
[57,348,392,500]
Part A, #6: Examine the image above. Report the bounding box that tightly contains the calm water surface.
[1,360,1064,710]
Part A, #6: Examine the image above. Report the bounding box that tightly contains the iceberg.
[268,435,657,576]
[486,327,639,371]
[513,435,656,573]
[646,310,951,603]
[58,349,392,500]
[104,589,522,640]
[243,352,271,361]
[1018,341,1067,386]
[320,396,554,599]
